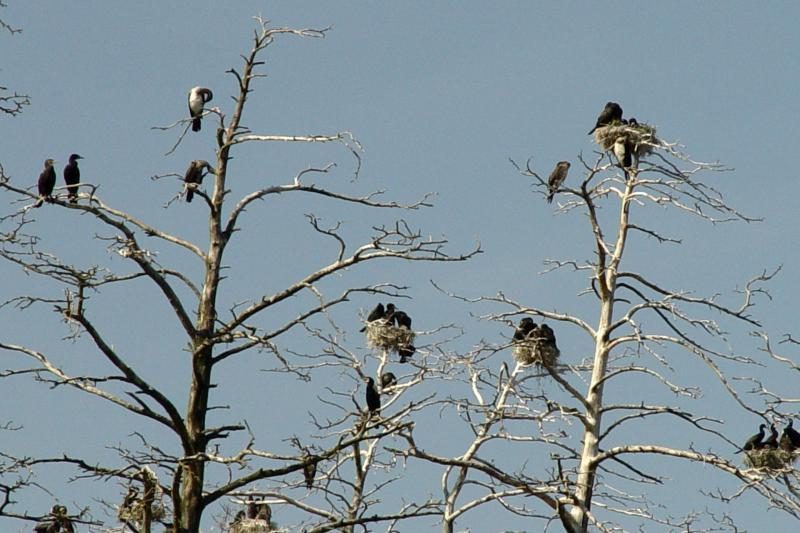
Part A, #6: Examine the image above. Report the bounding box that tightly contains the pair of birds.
[742,420,800,452]
[34,505,74,533]
[230,500,272,530]
[363,302,416,362]
[546,101,638,203]
[512,317,558,347]
[35,154,83,207]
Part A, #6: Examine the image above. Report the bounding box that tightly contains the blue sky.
[2,2,800,531]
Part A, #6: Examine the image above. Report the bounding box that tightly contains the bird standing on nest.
[742,423,766,451]
[588,101,623,134]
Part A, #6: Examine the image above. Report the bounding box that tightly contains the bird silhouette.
[63,154,83,204]
[780,420,800,451]
[360,302,386,332]
[365,377,381,415]
[35,159,57,207]
[742,423,767,451]
[588,101,623,134]
[183,160,210,203]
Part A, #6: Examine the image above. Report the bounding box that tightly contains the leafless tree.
[397,125,800,532]
[0,18,478,532]
[0,1,29,117]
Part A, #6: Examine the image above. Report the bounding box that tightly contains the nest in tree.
[593,121,659,158]
[230,518,274,533]
[365,320,415,354]
[118,498,166,525]
[512,337,560,367]
[743,448,797,470]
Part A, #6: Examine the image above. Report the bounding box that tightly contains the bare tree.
[398,123,800,531]
[0,18,477,532]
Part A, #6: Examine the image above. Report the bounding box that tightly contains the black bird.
[381,372,397,390]
[546,161,570,203]
[63,154,83,204]
[780,420,800,451]
[230,510,245,528]
[365,377,381,415]
[398,344,416,363]
[393,310,412,329]
[742,423,767,451]
[360,302,385,332]
[513,318,537,341]
[763,424,779,449]
[35,505,74,533]
[35,158,57,207]
[183,160,210,203]
[613,137,633,169]
[539,323,558,347]
[383,303,397,323]
[246,501,257,519]
[188,86,214,132]
[303,458,317,489]
[588,101,623,134]
[627,117,639,126]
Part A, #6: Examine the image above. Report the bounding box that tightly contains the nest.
[744,448,797,469]
[230,518,272,533]
[512,337,560,367]
[118,499,166,525]
[593,121,659,158]
[365,320,415,354]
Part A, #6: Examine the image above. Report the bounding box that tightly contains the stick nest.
[365,320,415,353]
[512,337,560,367]
[230,518,273,533]
[744,448,797,469]
[593,121,659,157]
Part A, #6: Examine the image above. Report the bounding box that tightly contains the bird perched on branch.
[588,101,623,134]
[303,458,317,489]
[780,420,800,451]
[365,377,381,415]
[188,86,214,132]
[183,160,211,202]
[34,505,74,533]
[63,154,83,204]
[381,372,397,390]
[546,161,570,204]
[35,158,57,207]
[360,302,386,332]
[742,423,766,451]
[398,344,415,363]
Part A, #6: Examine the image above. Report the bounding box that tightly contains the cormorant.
[539,323,558,348]
[183,160,210,202]
[742,423,767,451]
[365,377,381,414]
[763,424,779,449]
[393,310,412,329]
[613,137,632,169]
[360,302,385,332]
[383,303,397,323]
[35,505,74,533]
[780,420,800,451]
[35,158,57,207]
[381,372,397,390]
[246,501,257,519]
[513,318,537,341]
[588,101,623,134]
[63,154,83,204]
[546,161,570,204]
[398,344,415,363]
[188,86,214,132]
[627,117,639,126]
[303,459,317,489]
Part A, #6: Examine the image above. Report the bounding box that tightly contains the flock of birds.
[545,101,640,204]
[32,86,215,207]
[743,421,800,454]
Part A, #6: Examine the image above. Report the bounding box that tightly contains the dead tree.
[0,18,477,532]
[402,128,797,531]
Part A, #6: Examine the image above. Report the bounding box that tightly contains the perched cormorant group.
[741,420,800,469]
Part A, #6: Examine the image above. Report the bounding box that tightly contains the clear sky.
[2,2,800,531]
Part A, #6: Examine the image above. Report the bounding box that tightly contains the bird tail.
[587,127,596,135]
[192,118,201,132]
[547,192,554,204]
[186,189,194,203]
